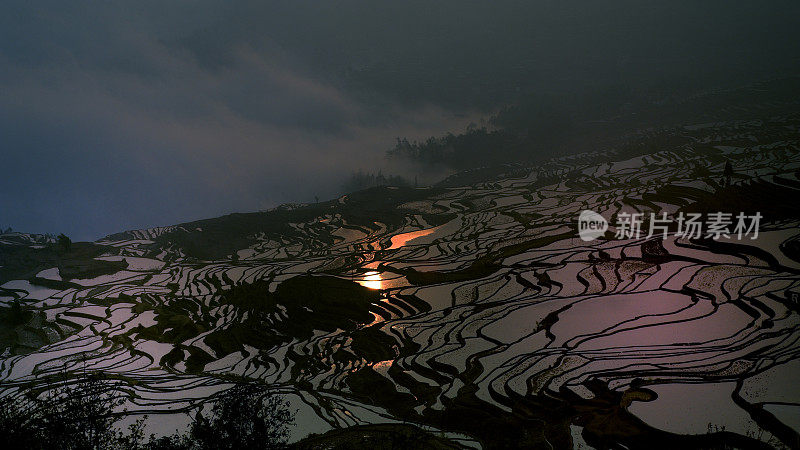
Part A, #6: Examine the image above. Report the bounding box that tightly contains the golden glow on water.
[360,271,383,290]
[388,226,442,249]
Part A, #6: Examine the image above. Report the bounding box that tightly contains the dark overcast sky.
[1,1,798,240]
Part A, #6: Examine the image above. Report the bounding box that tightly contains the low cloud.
[0,2,471,240]
[2,1,798,239]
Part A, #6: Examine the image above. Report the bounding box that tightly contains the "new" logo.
[578,210,608,241]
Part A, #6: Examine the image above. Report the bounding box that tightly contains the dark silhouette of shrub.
[0,376,294,450]
[0,372,130,449]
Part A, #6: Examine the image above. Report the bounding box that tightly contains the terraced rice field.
[2,114,800,448]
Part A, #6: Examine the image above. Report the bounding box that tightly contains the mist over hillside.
[3,1,800,239]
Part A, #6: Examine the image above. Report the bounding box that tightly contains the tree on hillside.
[0,372,136,450]
[57,233,72,252]
[189,384,294,450]
[724,160,734,187]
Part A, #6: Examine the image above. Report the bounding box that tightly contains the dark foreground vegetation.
[0,373,294,450]
[0,372,462,450]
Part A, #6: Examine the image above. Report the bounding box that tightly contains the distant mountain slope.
[388,77,800,169]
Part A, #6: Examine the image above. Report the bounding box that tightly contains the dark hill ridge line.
[101,186,450,261]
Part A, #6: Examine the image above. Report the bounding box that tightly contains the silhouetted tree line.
[386,87,641,169]
[388,126,513,169]
[387,80,800,170]
[0,373,294,450]
[342,169,410,192]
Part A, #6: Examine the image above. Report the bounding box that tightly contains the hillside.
[2,111,800,448]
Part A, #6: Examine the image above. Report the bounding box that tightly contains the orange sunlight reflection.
[388,226,442,249]
[359,271,383,290]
